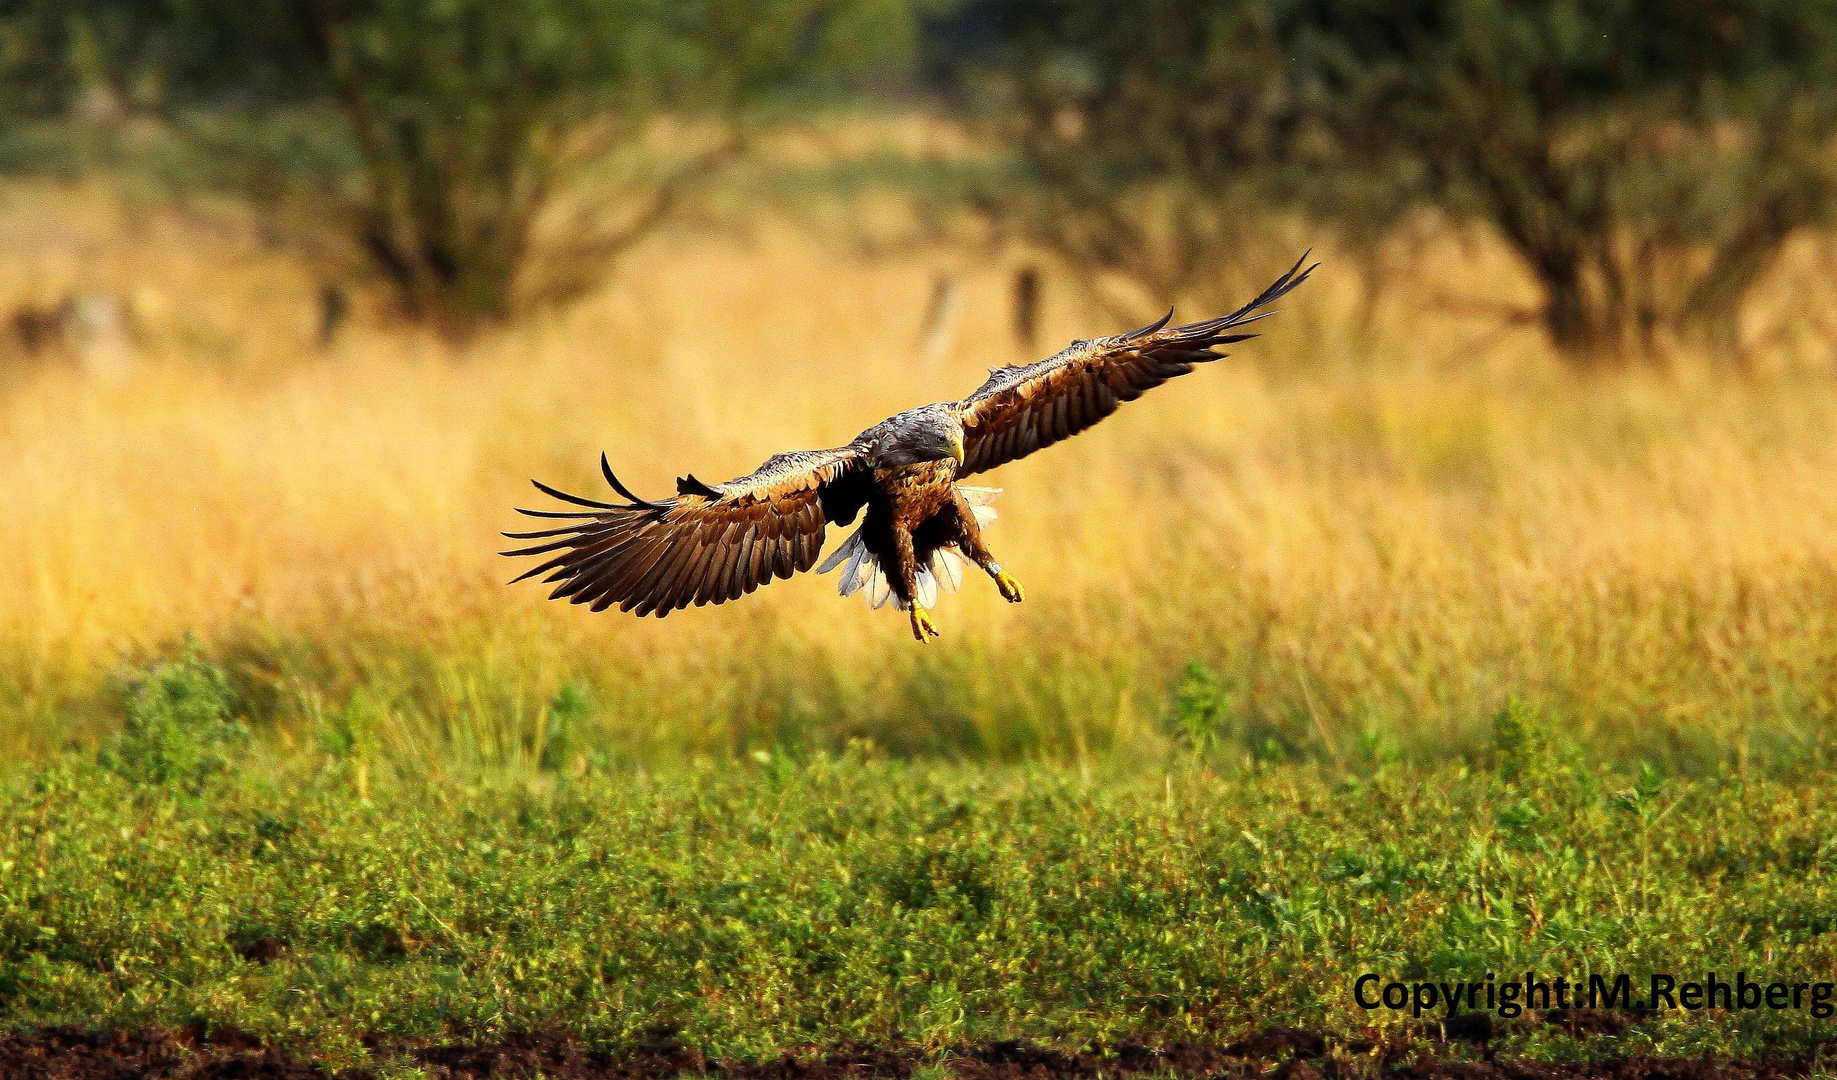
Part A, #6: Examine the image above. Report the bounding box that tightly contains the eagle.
[503,255,1314,641]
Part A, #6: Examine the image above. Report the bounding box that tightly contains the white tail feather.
[932,549,964,591]
[815,537,851,575]
[841,545,870,595]
[914,568,938,609]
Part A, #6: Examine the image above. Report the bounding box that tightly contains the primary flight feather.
[503,254,1315,641]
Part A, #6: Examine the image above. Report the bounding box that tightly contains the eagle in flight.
[504,255,1313,641]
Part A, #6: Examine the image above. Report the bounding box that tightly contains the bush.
[1167,659,1227,756]
[100,638,249,791]
[539,680,589,773]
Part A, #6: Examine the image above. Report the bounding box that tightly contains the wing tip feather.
[601,452,670,510]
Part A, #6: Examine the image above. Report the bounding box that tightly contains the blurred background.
[3,0,1836,775]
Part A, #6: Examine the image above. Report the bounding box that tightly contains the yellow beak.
[947,433,965,466]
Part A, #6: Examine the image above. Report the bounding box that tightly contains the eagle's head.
[873,406,965,469]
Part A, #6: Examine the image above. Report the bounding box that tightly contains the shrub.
[100,638,248,791]
[539,680,589,772]
[1167,659,1228,756]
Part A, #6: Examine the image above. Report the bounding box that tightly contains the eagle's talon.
[910,605,940,641]
[994,570,1025,603]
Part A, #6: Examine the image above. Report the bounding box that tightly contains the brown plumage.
[503,254,1315,640]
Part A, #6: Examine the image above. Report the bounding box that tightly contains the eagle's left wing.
[501,444,871,616]
[953,254,1314,478]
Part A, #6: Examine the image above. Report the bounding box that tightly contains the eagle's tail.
[816,487,1000,611]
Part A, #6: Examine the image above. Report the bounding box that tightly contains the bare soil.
[0,1015,1825,1080]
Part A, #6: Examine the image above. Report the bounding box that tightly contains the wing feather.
[953,254,1314,477]
[640,533,703,615]
[729,529,757,599]
[701,543,736,606]
[663,541,709,613]
[503,441,872,617]
[678,540,718,610]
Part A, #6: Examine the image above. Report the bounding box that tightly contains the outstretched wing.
[502,444,871,617]
[953,254,1315,477]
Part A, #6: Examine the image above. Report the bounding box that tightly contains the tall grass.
[3,181,1835,774]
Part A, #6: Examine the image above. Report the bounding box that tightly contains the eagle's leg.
[947,490,1024,604]
[893,524,941,641]
[910,605,940,641]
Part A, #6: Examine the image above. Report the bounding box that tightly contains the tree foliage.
[1296,0,1837,361]
[3,0,944,336]
[283,0,939,333]
[965,2,1335,317]
[976,0,1837,362]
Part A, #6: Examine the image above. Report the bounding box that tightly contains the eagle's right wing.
[953,254,1314,477]
[502,443,872,616]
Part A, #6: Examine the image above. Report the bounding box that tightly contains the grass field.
[3,162,1837,1066]
[6,660,1837,1067]
[3,178,1836,777]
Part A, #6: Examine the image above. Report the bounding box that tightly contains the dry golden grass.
[4,178,1836,772]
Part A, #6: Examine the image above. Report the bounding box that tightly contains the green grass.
[3,656,1835,1067]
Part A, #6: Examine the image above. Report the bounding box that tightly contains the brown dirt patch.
[0,1025,335,1080]
[0,1027,1826,1080]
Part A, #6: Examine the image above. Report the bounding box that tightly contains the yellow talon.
[994,569,1025,603]
[910,604,941,642]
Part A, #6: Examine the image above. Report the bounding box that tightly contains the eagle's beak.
[947,433,965,466]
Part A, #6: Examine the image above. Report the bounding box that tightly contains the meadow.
[2,171,1835,776]
[5,677,1837,1067]
[3,154,1837,1066]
